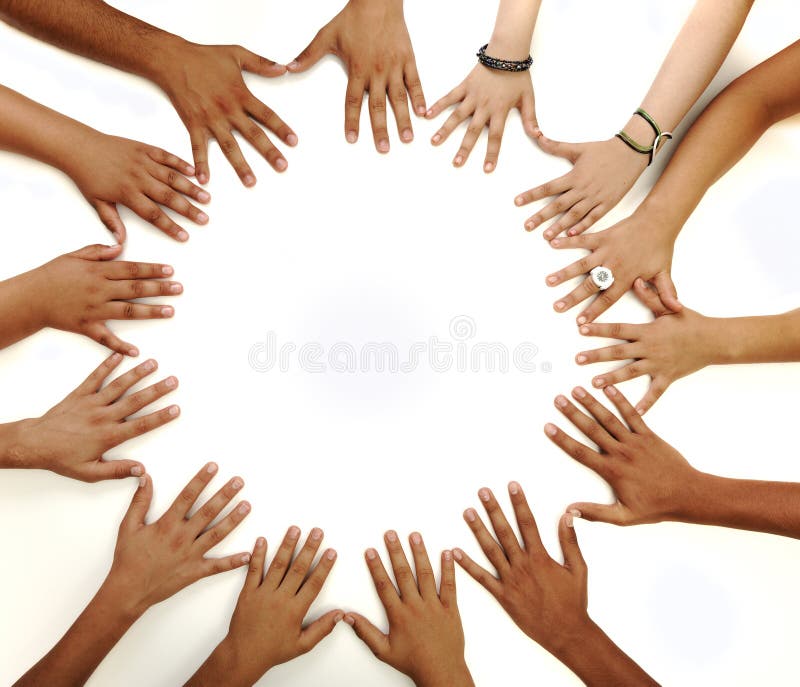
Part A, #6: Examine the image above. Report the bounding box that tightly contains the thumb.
[519,91,539,139]
[69,243,122,261]
[299,610,344,654]
[287,28,332,73]
[93,201,126,244]
[558,512,586,574]
[344,612,390,659]
[567,502,630,526]
[121,473,153,530]
[535,132,578,163]
[235,45,287,77]
[653,272,683,313]
[89,460,145,483]
[633,278,671,318]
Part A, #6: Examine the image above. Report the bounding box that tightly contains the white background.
[1,1,799,685]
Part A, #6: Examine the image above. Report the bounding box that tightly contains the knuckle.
[123,303,135,319]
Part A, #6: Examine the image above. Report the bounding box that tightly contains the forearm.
[0,0,185,84]
[0,84,98,175]
[14,577,141,687]
[0,268,46,351]
[487,0,542,60]
[623,0,753,145]
[641,40,800,228]
[0,420,34,469]
[554,619,659,687]
[679,473,800,539]
[186,638,260,687]
[705,310,800,365]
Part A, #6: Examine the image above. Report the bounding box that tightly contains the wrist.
[192,635,270,687]
[100,570,150,622]
[486,32,533,62]
[413,660,474,687]
[0,420,38,469]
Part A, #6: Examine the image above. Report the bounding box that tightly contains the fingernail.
[241,553,251,564]
[478,488,490,502]
[288,526,300,539]
[547,276,558,285]
[206,462,218,474]
[565,513,575,528]
[326,549,337,561]
[416,105,426,115]
[637,407,645,416]
[431,133,441,144]
[231,478,244,490]
[410,532,422,545]
[243,174,256,187]
[344,614,355,626]
[443,550,453,561]
[238,502,251,515]
[110,353,123,363]
[161,307,174,318]
[525,222,535,232]
[544,231,554,240]
[168,405,180,417]
[385,530,398,543]
[197,212,209,224]
[555,395,568,408]
[577,316,588,325]
[311,527,323,540]
[580,326,590,335]
[568,229,577,236]
[453,155,463,166]
[569,508,582,518]
[508,481,520,495]
[256,537,266,548]
[453,548,463,561]
[130,465,143,477]
[377,140,389,153]
[544,423,558,437]
[532,126,541,136]
[162,265,174,276]
[334,612,344,623]
[593,378,605,388]
[287,61,299,71]
[275,158,288,172]
[555,301,566,312]
[128,347,139,357]
[197,191,211,203]
[346,131,357,144]
[177,231,189,242]
[165,376,177,388]
[484,162,495,173]
[401,129,413,142]
[514,196,524,206]
[287,133,299,146]
[143,359,156,371]
[138,475,147,488]
[573,386,587,399]
[550,238,560,247]
[605,386,618,397]
[426,108,434,118]
[576,355,587,364]
[464,508,477,522]
[365,548,377,561]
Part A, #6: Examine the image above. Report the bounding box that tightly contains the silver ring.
[590,266,614,291]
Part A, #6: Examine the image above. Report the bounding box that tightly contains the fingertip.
[544,423,558,437]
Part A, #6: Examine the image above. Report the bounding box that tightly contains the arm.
[546,385,800,539]
[287,0,426,153]
[0,84,209,242]
[575,283,800,413]
[15,464,252,686]
[455,484,656,686]
[0,0,294,185]
[188,528,341,687]
[542,39,800,325]
[0,244,179,356]
[425,0,541,171]
[345,532,474,687]
[0,354,179,481]
[519,0,755,239]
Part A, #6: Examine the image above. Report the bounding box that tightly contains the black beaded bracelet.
[477,44,533,72]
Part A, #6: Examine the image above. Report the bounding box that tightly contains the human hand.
[575,281,716,413]
[28,243,180,356]
[288,0,426,152]
[156,41,295,186]
[545,385,702,525]
[428,63,537,172]
[545,209,682,324]
[104,464,252,617]
[63,132,210,243]
[454,484,590,658]
[192,528,341,686]
[13,354,179,481]
[345,531,474,687]
[516,135,647,238]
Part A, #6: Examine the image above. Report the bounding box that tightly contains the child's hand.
[28,243,181,356]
